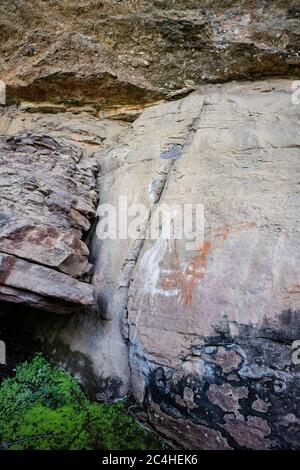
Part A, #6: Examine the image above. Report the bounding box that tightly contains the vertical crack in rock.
[119,100,208,389]
[0,132,98,313]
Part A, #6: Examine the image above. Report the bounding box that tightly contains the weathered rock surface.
[0,106,130,394]
[14,78,299,449]
[124,80,300,449]
[1,1,299,107]
[1,0,300,443]
[0,131,98,313]
[1,0,299,452]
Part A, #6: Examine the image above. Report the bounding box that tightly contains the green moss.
[0,354,166,450]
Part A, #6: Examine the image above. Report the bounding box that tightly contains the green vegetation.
[0,354,166,450]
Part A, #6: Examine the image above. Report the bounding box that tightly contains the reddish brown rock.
[147,402,232,450]
[222,415,272,450]
[0,285,84,315]
[0,253,93,306]
[0,1,299,107]
[207,383,248,414]
[0,132,98,313]
[201,346,243,373]
[252,398,270,413]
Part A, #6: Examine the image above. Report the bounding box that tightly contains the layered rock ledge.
[0,133,98,313]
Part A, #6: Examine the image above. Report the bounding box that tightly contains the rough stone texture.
[0,0,299,451]
[0,1,299,107]
[0,253,94,305]
[0,131,98,313]
[14,78,299,449]
[123,80,300,449]
[0,107,131,398]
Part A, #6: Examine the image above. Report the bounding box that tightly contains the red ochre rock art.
[160,222,256,307]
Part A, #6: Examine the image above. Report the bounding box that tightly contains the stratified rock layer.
[0,133,98,313]
[0,1,299,107]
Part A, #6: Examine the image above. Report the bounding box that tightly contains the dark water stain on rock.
[143,309,300,449]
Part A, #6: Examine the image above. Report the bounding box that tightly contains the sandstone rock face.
[0,131,98,313]
[14,79,299,449]
[1,1,299,107]
[95,79,300,449]
[125,80,300,449]
[1,2,300,447]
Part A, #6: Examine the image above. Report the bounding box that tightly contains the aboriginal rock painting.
[159,222,256,307]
